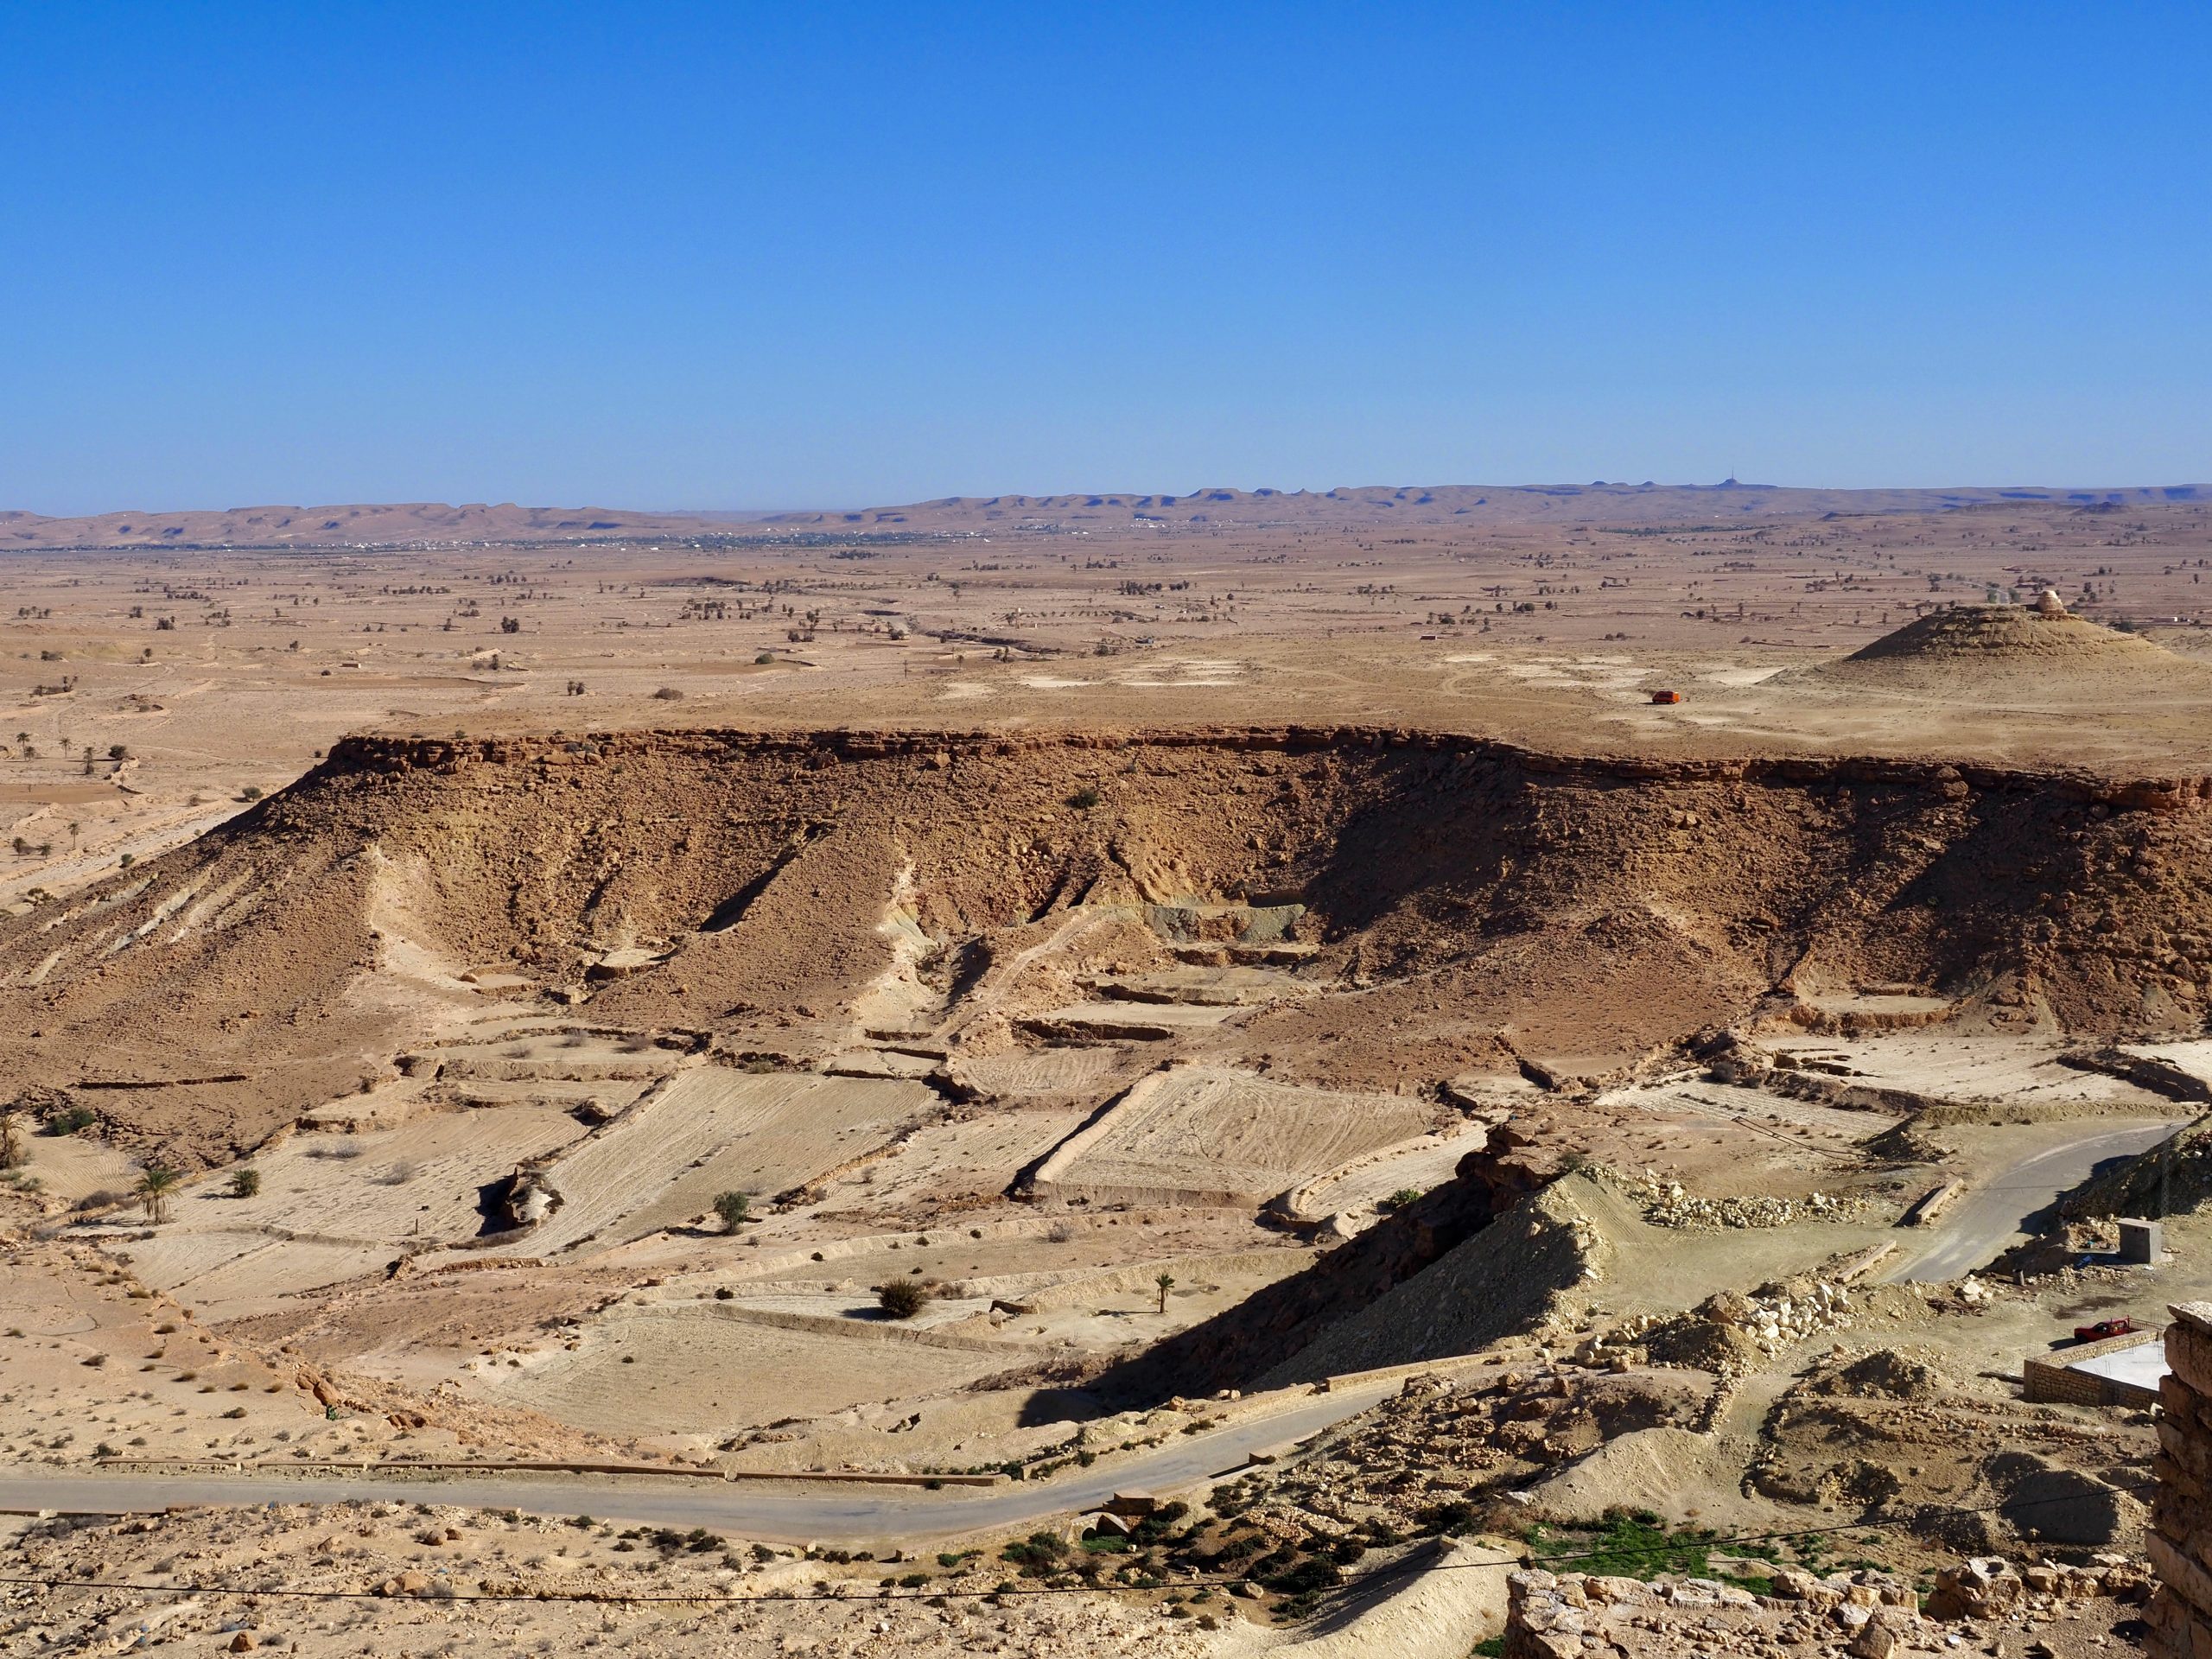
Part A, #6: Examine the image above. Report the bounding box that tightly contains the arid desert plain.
[3,481,2212,1656]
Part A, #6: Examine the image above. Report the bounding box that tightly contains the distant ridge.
[0,501,740,551]
[753,480,2209,533]
[2,481,2205,549]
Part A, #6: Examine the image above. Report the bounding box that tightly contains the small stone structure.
[2122,1217,2166,1265]
[2024,1322,2166,1408]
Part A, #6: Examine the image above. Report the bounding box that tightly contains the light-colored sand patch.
[806,1108,1089,1213]
[950,1046,1128,1097]
[2126,1040,2212,1090]
[480,1306,999,1432]
[1764,1033,2176,1110]
[1291,1123,1491,1219]
[506,1070,934,1256]
[1706,664,1789,686]
[10,1133,143,1206]
[1034,1066,1437,1205]
[935,681,992,701]
[1021,1001,1240,1041]
[185,1105,585,1245]
[122,1232,393,1318]
[1606,1077,1901,1139]
[105,1229,267,1294]
[1018,676,1094,689]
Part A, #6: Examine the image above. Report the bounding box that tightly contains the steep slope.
[3,727,2210,1165]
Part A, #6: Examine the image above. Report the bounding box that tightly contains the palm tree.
[137,1166,180,1224]
[1155,1272,1175,1314]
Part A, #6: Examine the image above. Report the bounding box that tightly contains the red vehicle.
[2074,1317,2136,1343]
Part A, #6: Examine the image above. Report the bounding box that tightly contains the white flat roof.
[2069,1339,2168,1392]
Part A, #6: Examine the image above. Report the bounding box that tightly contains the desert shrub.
[46,1106,97,1137]
[1066,785,1103,810]
[876,1280,928,1319]
[652,685,684,700]
[1382,1187,1425,1211]
[229,1168,261,1199]
[711,1191,750,1230]
[1000,1532,1070,1576]
[754,652,776,664]
[239,785,263,802]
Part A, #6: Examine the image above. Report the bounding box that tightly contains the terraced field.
[496,1070,938,1257]
[1033,1066,1440,1206]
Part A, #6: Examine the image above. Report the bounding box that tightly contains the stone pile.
[1929,1554,2145,1619]
[1504,1565,1921,1658]
[1631,1175,1873,1231]
[1673,1280,1858,1363]
[1509,1555,2148,1659]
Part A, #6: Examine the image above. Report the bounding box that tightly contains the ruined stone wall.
[1507,1557,2145,1658]
[2151,1301,2212,1654]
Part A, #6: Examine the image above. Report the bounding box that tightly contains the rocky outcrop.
[2151,1301,2212,1654]
[12,721,2212,1166]
[1088,1135,1572,1399]
[1510,1556,2146,1659]
[321,725,2212,816]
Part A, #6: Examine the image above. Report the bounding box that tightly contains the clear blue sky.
[3,2,2208,512]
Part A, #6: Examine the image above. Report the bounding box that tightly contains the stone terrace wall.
[2152,1301,2212,1654]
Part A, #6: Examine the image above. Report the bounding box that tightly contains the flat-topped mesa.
[13,718,2212,1167]
[321,727,2212,816]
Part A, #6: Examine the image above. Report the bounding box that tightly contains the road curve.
[1888,1119,2183,1283]
[0,1378,1400,1547]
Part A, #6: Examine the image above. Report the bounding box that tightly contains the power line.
[0,1475,2159,1610]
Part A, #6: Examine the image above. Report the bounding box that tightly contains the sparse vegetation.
[711,1190,750,1230]
[228,1166,261,1198]
[875,1279,928,1319]
[135,1165,181,1224]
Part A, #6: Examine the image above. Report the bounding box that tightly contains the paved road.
[0,1378,1398,1546]
[1888,1119,2183,1283]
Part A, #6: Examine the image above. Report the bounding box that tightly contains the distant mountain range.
[754,480,2209,533]
[3,481,2203,550]
[0,501,734,550]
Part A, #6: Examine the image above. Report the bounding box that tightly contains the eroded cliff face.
[3,725,2209,1164]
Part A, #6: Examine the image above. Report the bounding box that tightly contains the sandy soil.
[0,495,2209,1652]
